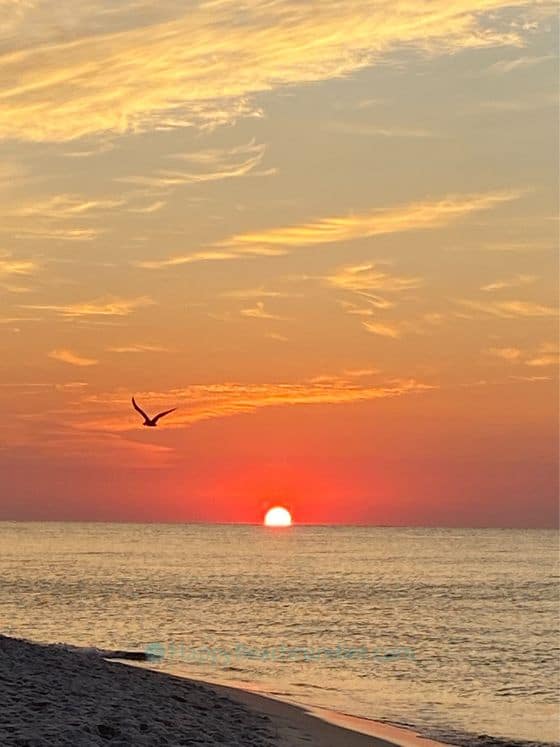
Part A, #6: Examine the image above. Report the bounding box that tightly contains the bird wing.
[132,397,150,421]
[152,407,177,423]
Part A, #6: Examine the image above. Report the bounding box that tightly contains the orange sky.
[0,0,558,526]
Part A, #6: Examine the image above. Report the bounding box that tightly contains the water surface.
[1,523,558,745]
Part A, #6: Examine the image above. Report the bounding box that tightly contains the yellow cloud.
[119,141,266,189]
[48,349,98,366]
[240,302,285,320]
[458,299,557,318]
[362,321,402,338]
[1,193,124,242]
[481,274,537,291]
[0,255,38,276]
[525,342,559,367]
[107,344,170,353]
[218,191,522,251]
[14,194,124,218]
[0,0,539,141]
[325,262,421,293]
[22,296,154,318]
[140,191,523,269]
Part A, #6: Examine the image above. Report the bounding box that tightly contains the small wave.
[48,643,162,662]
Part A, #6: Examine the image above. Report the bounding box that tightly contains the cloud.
[77,376,437,432]
[0,255,38,276]
[362,321,402,338]
[222,288,295,300]
[487,346,522,360]
[48,349,98,366]
[217,190,523,252]
[119,141,267,189]
[325,122,435,138]
[486,54,555,74]
[457,299,557,318]
[127,200,166,214]
[136,249,246,270]
[481,274,537,291]
[22,296,154,318]
[343,368,380,377]
[525,342,559,368]
[240,302,285,320]
[1,193,125,242]
[0,0,545,142]
[140,190,523,269]
[509,375,552,382]
[13,194,124,218]
[325,262,421,293]
[107,344,170,353]
[265,332,289,342]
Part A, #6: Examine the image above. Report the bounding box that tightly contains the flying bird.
[132,397,176,427]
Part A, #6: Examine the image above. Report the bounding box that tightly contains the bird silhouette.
[132,397,176,427]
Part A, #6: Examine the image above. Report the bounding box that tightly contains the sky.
[0,0,558,526]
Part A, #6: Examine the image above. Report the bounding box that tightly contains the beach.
[0,634,448,747]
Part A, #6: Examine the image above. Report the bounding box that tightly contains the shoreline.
[202,679,449,747]
[0,634,445,747]
[2,636,554,747]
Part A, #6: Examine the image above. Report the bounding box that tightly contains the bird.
[132,397,176,427]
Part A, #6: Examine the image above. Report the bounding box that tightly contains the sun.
[264,506,292,527]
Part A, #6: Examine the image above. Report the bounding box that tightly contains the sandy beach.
[0,634,442,747]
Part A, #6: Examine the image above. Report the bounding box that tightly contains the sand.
[0,635,440,747]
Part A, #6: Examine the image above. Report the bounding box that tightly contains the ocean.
[0,522,558,746]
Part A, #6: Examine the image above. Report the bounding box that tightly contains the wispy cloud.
[136,249,245,270]
[486,54,555,74]
[487,346,522,361]
[0,252,40,293]
[107,344,170,353]
[13,194,124,218]
[222,288,295,300]
[0,0,540,141]
[481,273,537,291]
[0,254,38,276]
[362,321,402,338]
[457,299,557,318]
[140,190,523,269]
[22,296,154,318]
[217,191,523,252]
[77,377,436,432]
[48,349,98,367]
[325,122,435,138]
[1,193,125,242]
[325,262,421,293]
[120,141,268,189]
[525,342,559,368]
[240,302,286,321]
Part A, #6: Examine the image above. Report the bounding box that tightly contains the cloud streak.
[78,377,436,432]
[139,190,523,268]
[22,296,154,318]
[48,349,98,366]
[119,141,268,189]
[458,299,557,318]
[217,191,522,252]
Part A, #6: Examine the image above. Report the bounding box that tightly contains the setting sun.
[264,507,292,527]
